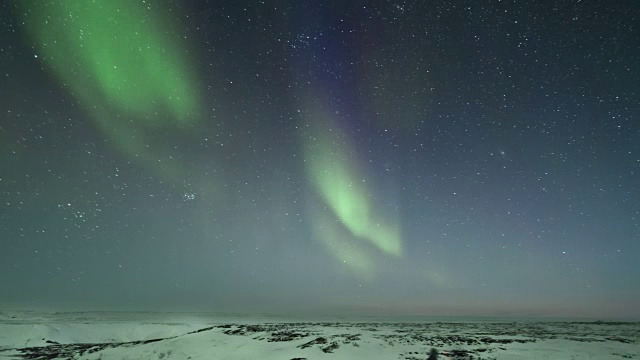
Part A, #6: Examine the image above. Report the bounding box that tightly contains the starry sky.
[1,0,639,319]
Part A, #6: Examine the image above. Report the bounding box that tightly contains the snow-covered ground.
[0,311,638,359]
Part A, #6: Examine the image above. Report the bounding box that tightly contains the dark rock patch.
[321,341,340,353]
[268,331,308,342]
[297,337,327,349]
[187,326,216,334]
[607,337,635,344]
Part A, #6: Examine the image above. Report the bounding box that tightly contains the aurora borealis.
[1,1,639,319]
[303,108,402,276]
[19,0,205,186]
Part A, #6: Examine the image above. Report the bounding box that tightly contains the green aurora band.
[303,109,402,276]
[20,0,203,184]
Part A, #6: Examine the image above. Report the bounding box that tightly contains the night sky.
[1,1,639,319]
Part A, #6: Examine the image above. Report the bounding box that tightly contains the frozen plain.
[0,311,638,359]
